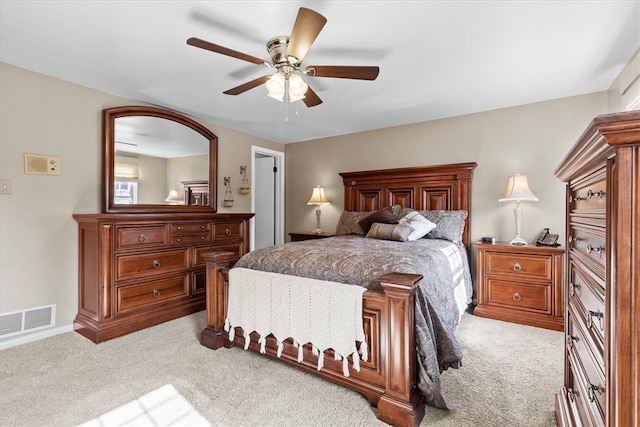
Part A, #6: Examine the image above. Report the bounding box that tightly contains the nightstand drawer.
[486,278,551,313]
[485,252,552,281]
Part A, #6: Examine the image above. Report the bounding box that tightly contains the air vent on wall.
[0,305,55,338]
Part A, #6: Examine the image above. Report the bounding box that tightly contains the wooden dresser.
[474,242,564,331]
[73,212,253,343]
[554,111,639,427]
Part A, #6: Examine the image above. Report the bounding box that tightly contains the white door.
[251,147,284,250]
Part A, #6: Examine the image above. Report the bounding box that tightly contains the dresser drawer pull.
[569,282,581,298]
[201,236,206,240]
[568,235,581,246]
[176,225,182,230]
[152,289,160,298]
[138,233,146,242]
[586,189,605,199]
[566,335,579,348]
[225,228,232,236]
[567,388,579,403]
[513,292,521,302]
[201,224,206,229]
[587,384,604,402]
[569,194,584,203]
[152,260,161,269]
[586,244,605,254]
[585,309,603,329]
[512,263,522,272]
[176,237,182,242]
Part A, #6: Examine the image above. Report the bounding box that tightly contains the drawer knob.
[569,194,584,203]
[567,388,579,403]
[201,224,206,229]
[586,189,605,199]
[152,260,161,269]
[201,236,206,240]
[568,235,581,246]
[138,233,146,242]
[586,244,604,254]
[225,228,232,236]
[566,335,579,348]
[512,263,522,272]
[177,226,181,230]
[587,383,604,402]
[152,289,160,297]
[585,308,603,329]
[569,282,581,298]
[176,237,182,242]
[513,292,521,302]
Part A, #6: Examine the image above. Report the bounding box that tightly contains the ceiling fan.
[187,7,380,107]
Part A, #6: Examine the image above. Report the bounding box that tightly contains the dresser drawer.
[568,342,606,425]
[568,224,606,273]
[116,275,188,314]
[566,359,605,427]
[485,252,552,281]
[569,261,605,345]
[566,308,604,378]
[193,242,243,267]
[116,224,168,249]
[170,234,211,245]
[214,223,243,240]
[169,222,211,235]
[485,278,551,313]
[115,248,189,280]
[569,177,607,212]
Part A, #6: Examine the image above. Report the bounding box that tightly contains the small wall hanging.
[239,165,250,195]
[223,176,234,207]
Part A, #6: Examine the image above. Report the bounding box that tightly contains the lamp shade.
[307,185,329,205]
[498,174,539,203]
[165,189,182,204]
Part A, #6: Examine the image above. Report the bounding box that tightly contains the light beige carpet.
[0,311,563,426]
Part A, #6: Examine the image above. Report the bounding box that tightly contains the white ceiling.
[1,1,638,144]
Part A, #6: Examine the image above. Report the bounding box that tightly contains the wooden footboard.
[201,251,425,427]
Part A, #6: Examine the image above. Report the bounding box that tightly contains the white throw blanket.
[225,268,368,376]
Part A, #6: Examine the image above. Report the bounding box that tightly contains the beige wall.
[0,62,283,347]
[284,93,609,247]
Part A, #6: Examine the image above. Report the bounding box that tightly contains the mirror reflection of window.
[114,156,139,205]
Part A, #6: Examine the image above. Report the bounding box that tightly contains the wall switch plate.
[0,179,11,194]
[24,154,60,175]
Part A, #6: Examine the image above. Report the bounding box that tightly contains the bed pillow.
[366,222,414,242]
[418,210,468,243]
[357,207,398,234]
[398,211,437,241]
[335,211,372,235]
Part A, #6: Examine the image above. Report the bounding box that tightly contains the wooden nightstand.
[473,242,565,331]
[289,231,335,242]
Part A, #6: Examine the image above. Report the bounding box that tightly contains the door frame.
[250,146,285,250]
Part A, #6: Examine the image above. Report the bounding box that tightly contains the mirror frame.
[103,105,218,213]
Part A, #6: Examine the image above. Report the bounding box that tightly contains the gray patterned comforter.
[234,235,473,408]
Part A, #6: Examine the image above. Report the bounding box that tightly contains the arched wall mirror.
[103,106,218,213]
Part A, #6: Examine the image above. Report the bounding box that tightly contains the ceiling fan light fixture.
[288,73,308,102]
[266,72,285,101]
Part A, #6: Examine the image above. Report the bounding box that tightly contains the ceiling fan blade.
[303,85,323,107]
[223,75,270,95]
[187,37,266,65]
[305,65,380,80]
[286,8,327,64]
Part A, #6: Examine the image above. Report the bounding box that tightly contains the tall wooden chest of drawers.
[554,111,639,427]
[73,212,253,343]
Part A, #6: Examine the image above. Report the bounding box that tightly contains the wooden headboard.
[339,162,477,253]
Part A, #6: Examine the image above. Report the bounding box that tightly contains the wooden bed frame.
[200,162,476,426]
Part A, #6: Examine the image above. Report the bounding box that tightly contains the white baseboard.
[0,324,74,350]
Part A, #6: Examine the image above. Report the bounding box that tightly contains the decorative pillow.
[398,211,437,241]
[366,222,414,242]
[418,210,468,243]
[335,211,372,235]
[357,207,398,234]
